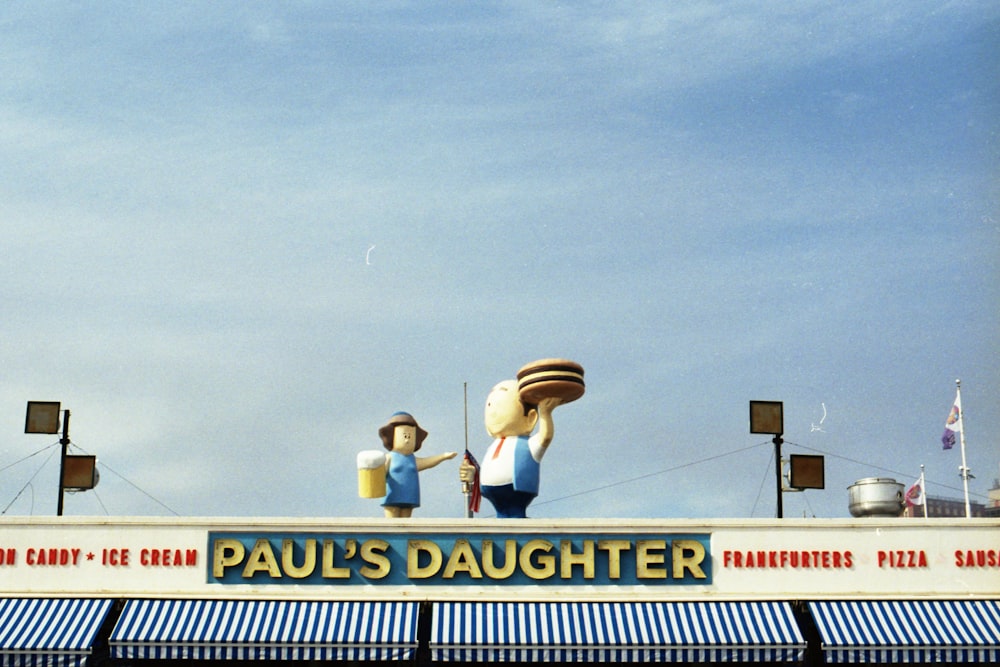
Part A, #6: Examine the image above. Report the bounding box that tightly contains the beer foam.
[357,450,386,469]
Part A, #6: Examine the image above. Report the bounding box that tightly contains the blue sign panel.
[208,532,712,586]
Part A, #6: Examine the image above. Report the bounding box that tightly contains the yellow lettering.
[407,539,442,579]
[672,540,707,579]
[359,539,391,579]
[406,540,444,579]
[242,539,282,579]
[443,539,483,579]
[481,540,517,579]
[637,540,667,579]
[560,540,595,579]
[321,540,350,579]
[281,538,316,579]
[520,539,555,580]
[597,540,630,579]
[212,538,245,578]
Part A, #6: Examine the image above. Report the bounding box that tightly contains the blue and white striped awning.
[0,598,113,667]
[431,601,805,662]
[809,600,1000,663]
[109,599,419,661]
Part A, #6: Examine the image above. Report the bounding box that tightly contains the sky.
[2,2,998,521]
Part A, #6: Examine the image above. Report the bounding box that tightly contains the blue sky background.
[2,2,997,519]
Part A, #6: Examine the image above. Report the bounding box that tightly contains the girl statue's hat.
[378,411,429,450]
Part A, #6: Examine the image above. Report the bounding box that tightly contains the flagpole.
[463,382,473,519]
[956,379,972,518]
[920,464,927,520]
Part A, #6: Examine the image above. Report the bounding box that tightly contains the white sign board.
[0,517,996,601]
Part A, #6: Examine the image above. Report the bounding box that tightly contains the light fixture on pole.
[24,401,98,516]
[25,401,61,435]
[750,400,785,519]
[788,454,825,491]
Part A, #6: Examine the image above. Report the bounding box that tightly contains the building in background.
[904,495,987,518]
[986,466,1000,518]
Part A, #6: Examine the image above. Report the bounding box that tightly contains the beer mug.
[357,450,387,498]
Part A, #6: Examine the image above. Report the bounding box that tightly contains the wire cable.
[2,446,58,515]
[65,442,181,516]
[533,441,772,510]
[89,488,110,516]
[784,440,990,502]
[0,442,61,474]
[750,444,775,517]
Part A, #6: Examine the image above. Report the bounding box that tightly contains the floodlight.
[63,455,99,491]
[25,401,61,434]
[789,454,825,490]
[749,400,783,435]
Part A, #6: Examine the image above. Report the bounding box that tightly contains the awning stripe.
[431,601,805,662]
[809,600,1000,663]
[0,598,113,667]
[109,600,418,661]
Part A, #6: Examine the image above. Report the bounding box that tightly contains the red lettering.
[956,549,1000,568]
[138,548,197,567]
[879,549,927,568]
[23,547,80,566]
[0,548,15,565]
[102,548,130,566]
[723,548,854,569]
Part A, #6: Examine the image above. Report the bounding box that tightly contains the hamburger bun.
[516,358,585,404]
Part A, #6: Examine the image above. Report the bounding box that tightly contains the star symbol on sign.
[86,552,95,560]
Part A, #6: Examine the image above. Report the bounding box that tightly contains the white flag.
[941,391,961,450]
[905,479,924,507]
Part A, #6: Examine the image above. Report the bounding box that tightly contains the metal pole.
[57,409,70,517]
[463,382,473,518]
[955,379,972,518]
[920,464,927,520]
[774,435,783,519]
